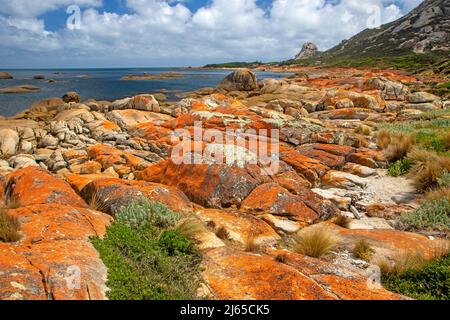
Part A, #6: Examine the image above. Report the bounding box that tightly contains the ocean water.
[0,68,290,117]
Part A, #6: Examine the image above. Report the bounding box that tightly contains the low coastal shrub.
[400,198,450,231]
[0,208,20,243]
[294,227,337,258]
[91,200,201,300]
[382,253,450,300]
[115,199,180,229]
[387,158,412,177]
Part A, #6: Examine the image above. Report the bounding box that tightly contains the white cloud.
[0,0,424,67]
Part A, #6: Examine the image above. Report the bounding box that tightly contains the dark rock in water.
[0,72,13,79]
[219,69,258,92]
[295,43,319,60]
[33,75,45,80]
[0,85,40,94]
[62,91,81,103]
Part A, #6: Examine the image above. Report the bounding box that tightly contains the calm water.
[0,68,289,117]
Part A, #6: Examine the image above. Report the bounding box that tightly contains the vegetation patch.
[387,158,412,177]
[399,198,450,232]
[91,199,201,300]
[293,227,337,258]
[0,208,20,243]
[382,253,450,300]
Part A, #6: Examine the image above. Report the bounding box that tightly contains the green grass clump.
[387,158,412,177]
[91,200,201,300]
[382,254,450,300]
[400,198,450,231]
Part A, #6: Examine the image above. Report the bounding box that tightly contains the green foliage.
[91,201,201,300]
[159,230,197,256]
[437,170,450,188]
[400,198,450,231]
[387,158,412,177]
[382,254,450,300]
[115,199,180,230]
[377,117,450,154]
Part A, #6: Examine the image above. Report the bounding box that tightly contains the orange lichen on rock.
[80,177,193,215]
[87,144,149,175]
[267,250,404,300]
[241,183,320,225]
[8,204,112,245]
[203,247,336,300]
[5,166,88,208]
[196,209,280,246]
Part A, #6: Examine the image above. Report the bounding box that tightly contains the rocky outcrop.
[327,0,450,56]
[62,92,81,104]
[0,72,13,79]
[295,42,319,60]
[0,167,111,300]
[219,69,258,92]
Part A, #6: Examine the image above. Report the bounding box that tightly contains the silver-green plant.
[116,198,180,229]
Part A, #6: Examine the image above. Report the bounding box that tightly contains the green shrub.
[159,230,197,256]
[382,254,450,300]
[91,201,201,300]
[116,199,180,230]
[387,158,412,177]
[438,170,450,188]
[400,198,450,231]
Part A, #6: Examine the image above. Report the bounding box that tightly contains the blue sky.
[0,0,423,68]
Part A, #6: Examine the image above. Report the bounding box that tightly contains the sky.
[0,0,424,68]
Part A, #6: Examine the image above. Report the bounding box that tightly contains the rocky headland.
[0,64,449,300]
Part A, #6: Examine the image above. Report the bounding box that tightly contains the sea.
[0,68,290,117]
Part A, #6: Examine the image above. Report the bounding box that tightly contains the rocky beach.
[0,63,449,300]
[0,0,449,302]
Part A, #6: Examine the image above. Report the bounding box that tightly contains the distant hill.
[281,0,450,73]
[326,0,449,57]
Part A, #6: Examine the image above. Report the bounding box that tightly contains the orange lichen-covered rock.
[137,160,265,208]
[87,144,150,174]
[350,149,386,168]
[280,147,330,185]
[0,243,47,300]
[69,161,102,175]
[267,250,404,300]
[240,183,322,224]
[322,170,368,190]
[297,145,346,168]
[5,166,88,208]
[203,247,336,300]
[15,240,108,300]
[8,204,112,245]
[310,223,450,261]
[80,178,193,215]
[315,108,376,120]
[196,209,280,246]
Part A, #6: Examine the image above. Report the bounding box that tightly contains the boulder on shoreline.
[219,69,258,92]
[0,71,13,79]
[33,75,45,80]
[62,91,81,103]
